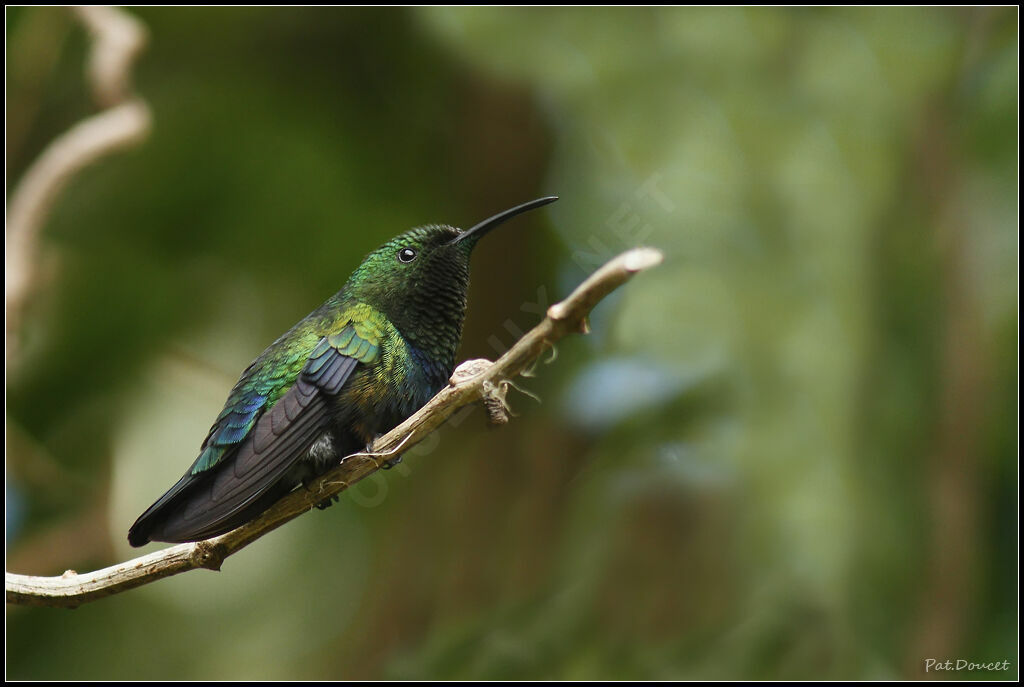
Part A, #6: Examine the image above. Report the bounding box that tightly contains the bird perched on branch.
[128,197,557,546]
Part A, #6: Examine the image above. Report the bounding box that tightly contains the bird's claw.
[315,493,340,510]
[363,434,401,469]
[303,477,340,510]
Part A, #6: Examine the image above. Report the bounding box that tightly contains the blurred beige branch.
[5,247,663,609]
[5,6,151,358]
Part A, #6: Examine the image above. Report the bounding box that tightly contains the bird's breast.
[328,338,451,446]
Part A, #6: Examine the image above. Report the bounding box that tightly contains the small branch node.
[481,378,543,425]
[481,380,512,425]
[191,541,226,572]
[450,358,492,385]
[546,302,570,321]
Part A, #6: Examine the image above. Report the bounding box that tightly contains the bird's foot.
[362,434,401,469]
[315,494,339,510]
[303,476,340,510]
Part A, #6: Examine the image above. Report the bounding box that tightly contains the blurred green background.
[5,7,1017,680]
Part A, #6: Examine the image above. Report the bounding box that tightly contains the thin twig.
[5,7,150,359]
[5,247,663,608]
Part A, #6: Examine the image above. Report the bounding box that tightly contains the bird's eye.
[397,247,417,263]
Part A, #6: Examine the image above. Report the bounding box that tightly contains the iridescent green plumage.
[128,197,556,546]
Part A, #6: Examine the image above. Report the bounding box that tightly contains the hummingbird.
[128,196,557,547]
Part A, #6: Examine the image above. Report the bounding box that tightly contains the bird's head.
[342,197,557,356]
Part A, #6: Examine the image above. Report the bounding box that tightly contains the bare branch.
[74,6,147,106]
[5,247,663,608]
[5,7,150,358]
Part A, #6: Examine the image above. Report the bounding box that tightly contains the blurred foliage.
[5,6,1018,681]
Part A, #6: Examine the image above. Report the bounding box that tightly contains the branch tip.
[622,246,663,273]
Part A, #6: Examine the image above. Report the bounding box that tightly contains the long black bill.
[451,196,558,246]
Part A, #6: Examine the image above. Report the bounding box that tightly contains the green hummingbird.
[128,197,557,546]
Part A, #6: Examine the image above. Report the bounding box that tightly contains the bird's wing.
[128,321,382,545]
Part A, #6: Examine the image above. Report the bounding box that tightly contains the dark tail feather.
[128,470,295,547]
[148,480,293,544]
[128,470,200,547]
[128,352,356,547]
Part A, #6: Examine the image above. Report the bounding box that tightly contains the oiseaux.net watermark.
[345,173,675,509]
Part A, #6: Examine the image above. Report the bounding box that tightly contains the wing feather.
[128,327,373,546]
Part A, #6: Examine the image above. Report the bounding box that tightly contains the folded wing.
[128,327,377,546]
